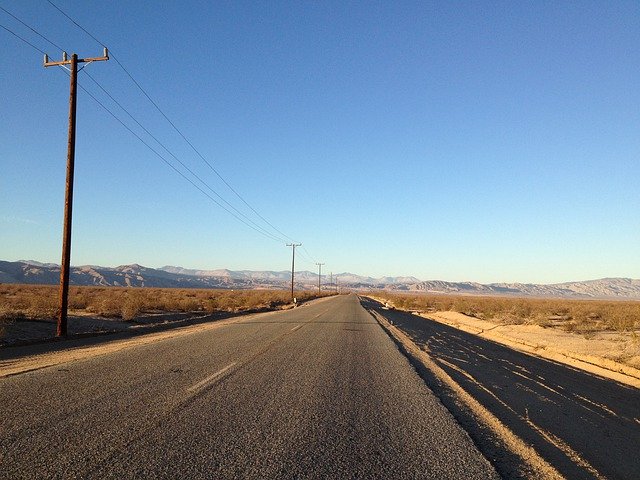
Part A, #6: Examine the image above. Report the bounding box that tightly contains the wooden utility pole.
[316,262,325,295]
[286,243,302,302]
[44,49,109,336]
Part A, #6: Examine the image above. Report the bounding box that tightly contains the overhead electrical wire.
[81,71,288,243]
[80,85,288,242]
[0,5,63,52]
[45,0,298,245]
[73,73,287,243]
[4,4,324,263]
[0,22,48,55]
[0,11,286,243]
[301,246,317,265]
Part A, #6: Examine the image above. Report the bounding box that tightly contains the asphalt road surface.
[371,301,640,480]
[1,294,497,479]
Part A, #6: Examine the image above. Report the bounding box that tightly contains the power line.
[53,67,287,243]
[301,245,317,264]
[110,53,297,243]
[0,22,48,55]
[3,13,327,279]
[81,71,289,243]
[46,0,298,244]
[2,6,288,244]
[46,0,104,46]
[79,88,285,243]
[0,5,63,52]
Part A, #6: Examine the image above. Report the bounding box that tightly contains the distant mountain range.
[1,260,639,299]
[410,279,640,300]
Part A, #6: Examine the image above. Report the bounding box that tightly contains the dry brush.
[371,291,640,333]
[0,284,328,323]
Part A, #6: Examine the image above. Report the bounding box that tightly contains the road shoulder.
[367,296,640,388]
[366,306,563,480]
[0,310,279,378]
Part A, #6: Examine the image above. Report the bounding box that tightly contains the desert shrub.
[178,297,201,312]
[96,296,124,317]
[121,294,145,320]
[0,284,332,320]
[68,287,90,310]
[369,291,640,333]
[27,294,58,319]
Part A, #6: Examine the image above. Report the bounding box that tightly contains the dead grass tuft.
[371,291,640,333]
[0,284,329,321]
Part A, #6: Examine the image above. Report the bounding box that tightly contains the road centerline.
[187,362,237,393]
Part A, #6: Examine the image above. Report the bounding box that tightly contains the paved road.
[370,301,640,480]
[1,294,497,479]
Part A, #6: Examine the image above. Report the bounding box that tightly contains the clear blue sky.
[1,1,638,284]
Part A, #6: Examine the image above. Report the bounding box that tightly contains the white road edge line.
[291,324,302,332]
[187,362,237,393]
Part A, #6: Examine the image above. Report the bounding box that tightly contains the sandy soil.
[370,309,564,480]
[0,313,258,378]
[367,295,640,388]
[0,311,213,347]
[416,310,640,388]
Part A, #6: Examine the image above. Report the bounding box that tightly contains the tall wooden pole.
[286,243,302,302]
[316,262,325,295]
[57,53,78,337]
[44,49,109,336]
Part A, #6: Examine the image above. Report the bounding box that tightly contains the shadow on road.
[368,300,640,480]
[0,310,250,363]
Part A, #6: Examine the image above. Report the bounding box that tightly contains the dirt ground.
[4,299,640,388]
[0,310,229,347]
[415,310,640,388]
[365,295,640,388]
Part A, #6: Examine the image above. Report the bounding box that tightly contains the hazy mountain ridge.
[1,261,639,299]
[412,278,640,299]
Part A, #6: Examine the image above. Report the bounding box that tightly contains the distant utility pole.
[316,262,325,295]
[336,277,339,294]
[286,243,302,302]
[44,49,109,337]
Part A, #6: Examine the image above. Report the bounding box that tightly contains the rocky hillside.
[410,278,640,299]
[1,260,639,299]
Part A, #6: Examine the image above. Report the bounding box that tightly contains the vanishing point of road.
[1,294,498,479]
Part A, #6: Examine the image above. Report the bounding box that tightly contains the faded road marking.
[187,362,237,393]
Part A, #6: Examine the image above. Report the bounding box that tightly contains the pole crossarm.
[44,48,109,67]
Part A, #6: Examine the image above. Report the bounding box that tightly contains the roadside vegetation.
[370,291,640,334]
[0,284,329,324]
